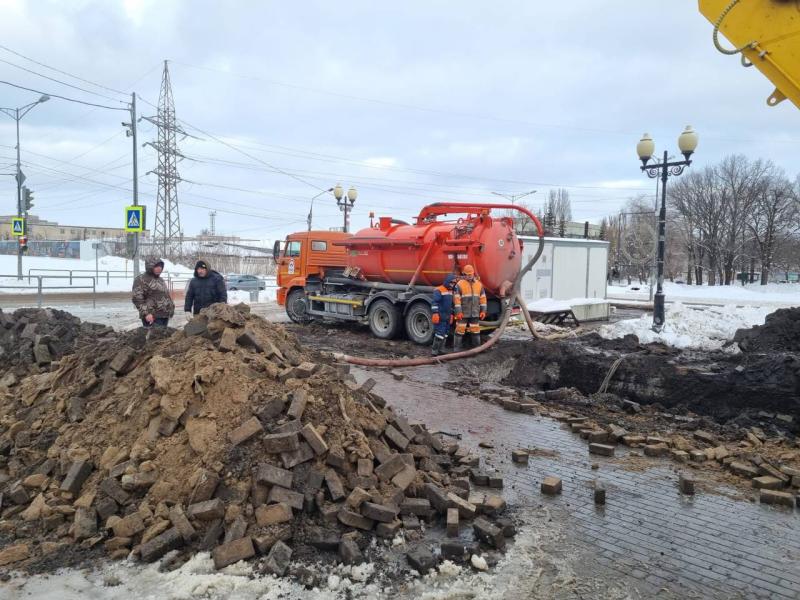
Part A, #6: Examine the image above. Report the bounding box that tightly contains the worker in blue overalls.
[430,273,457,356]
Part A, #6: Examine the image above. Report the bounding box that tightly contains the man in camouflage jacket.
[132,257,175,327]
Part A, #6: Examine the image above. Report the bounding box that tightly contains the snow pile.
[598,302,771,350]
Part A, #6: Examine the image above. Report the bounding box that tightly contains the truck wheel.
[286,288,311,324]
[368,299,401,339]
[404,302,434,345]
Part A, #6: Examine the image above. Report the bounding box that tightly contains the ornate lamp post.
[333,184,358,232]
[637,125,699,332]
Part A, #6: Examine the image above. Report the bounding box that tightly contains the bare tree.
[716,155,768,284]
[747,172,799,284]
[502,201,539,235]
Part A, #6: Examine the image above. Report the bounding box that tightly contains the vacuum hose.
[333,204,546,367]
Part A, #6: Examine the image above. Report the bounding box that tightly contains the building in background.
[0,215,150,242]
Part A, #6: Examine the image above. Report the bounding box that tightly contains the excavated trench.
[468,334,800,431]
[286,309,800,432]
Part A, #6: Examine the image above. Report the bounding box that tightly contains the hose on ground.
[597,356,625,394]
[333,204,546,368]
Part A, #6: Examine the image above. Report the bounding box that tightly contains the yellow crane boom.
[699,0,800,109]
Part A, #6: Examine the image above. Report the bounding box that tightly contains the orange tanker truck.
[274,202,535,344]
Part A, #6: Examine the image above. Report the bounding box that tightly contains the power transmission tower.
[143,60,186,259]
[209,211,217,236]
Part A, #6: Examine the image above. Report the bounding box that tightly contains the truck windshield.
[285,241,301,257]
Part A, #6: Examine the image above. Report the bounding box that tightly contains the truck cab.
[274,231,351,314]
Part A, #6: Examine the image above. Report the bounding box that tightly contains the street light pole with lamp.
[307,187,334,231]
[0,95,50,280]
[637,125,699,332]
[491,189,537,205]
[333,184,358,233]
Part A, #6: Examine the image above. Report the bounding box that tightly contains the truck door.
[277,239,303,285]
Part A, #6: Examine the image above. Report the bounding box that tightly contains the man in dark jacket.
[132,257,175,327]
[184,260,227,315]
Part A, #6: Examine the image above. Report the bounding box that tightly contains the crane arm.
[699,0,800,109]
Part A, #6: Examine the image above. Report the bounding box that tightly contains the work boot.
[431,336,444,356]
[470,333,481,348]
[453,334,464,353]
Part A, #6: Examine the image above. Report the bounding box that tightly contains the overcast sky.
[0,0,797,243]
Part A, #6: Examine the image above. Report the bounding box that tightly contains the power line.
[186,153,640,203]
[0,44,130,96]
[0,80,128,111]
[182,134,648,192]
[173,114,325,194]
[171,60,799,146]
[0,57,127,103]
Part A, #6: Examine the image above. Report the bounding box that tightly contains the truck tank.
[336,208,522,296]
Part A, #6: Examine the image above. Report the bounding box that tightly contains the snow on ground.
[0,511,607,600]
[598,302,771,350]
[228,286,278,304]
[0,254,193,293]
[0,255,280,297]
[607,281,800,307]
[227,278,278,304]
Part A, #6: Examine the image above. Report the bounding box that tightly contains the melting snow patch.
[470,554,488,571]
[599,302,771,350]
[437,560,462,577]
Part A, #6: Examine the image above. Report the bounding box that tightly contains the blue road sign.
[125,206,144,232]
[11,217,24,236]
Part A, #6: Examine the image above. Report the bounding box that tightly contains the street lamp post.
[0,95,49,280]
[637,126,699,332]
[333,184,358,233]
[491,189,537,205]
[308,187,334,231]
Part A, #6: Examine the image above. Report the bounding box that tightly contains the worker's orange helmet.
[462,264,475,276]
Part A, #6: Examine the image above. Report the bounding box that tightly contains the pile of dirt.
[734,307,800,353]
[0,304,509,579]
[0,308,112,383]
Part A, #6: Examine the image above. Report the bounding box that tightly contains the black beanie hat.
[195,260,208,270]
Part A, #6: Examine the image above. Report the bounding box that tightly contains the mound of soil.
[0,308,112,383]
[0,304,508,577]
[734,307,800,353]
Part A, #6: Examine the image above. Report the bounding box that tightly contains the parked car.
[225,274,266,291]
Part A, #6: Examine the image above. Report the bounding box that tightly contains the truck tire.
[286,288,311,324]
[368,299,401,339]
[404,302,434,345]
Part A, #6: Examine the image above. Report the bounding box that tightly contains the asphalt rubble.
[0,304,513,584]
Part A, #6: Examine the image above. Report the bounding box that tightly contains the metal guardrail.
[27,268,183,286]
[4,269,279,309]
[0,274,97,308]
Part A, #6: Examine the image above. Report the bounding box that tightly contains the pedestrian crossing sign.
[125,206,145,232]
[11,217,24,236]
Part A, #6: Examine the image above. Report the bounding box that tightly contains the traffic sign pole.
[130,92,140,277]
[15,108,22,280]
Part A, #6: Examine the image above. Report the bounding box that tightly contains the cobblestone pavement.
[354,366,800,599]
